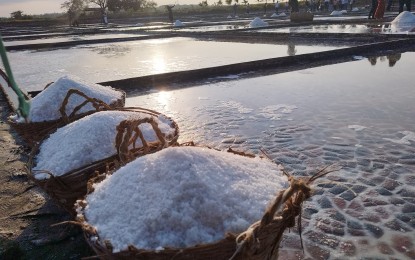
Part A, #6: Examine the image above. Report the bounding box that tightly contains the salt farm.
[1,5,415,260]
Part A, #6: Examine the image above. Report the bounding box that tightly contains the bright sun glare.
[155,91,171,108]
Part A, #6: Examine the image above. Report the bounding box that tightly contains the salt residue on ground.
[383,130,415,145]
[249,17,269,28]
[330,11,343,16]
[271,12,286,17]
[82,146,288,252]
[33,110,176,179]
[24,75,124,122]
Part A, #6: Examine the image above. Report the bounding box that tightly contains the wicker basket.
[290,12,314,22]
[74,146,333,260]
[27,107,179,214]
[8,88,126,146]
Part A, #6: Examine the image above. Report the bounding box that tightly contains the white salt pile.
[20,75,124,122]
[330,10,343,16]
[351,7,359,11]
[391,11,415,32]
[81,146,288,252]
[174,20,184,27]
[249,17,269,28]
[341,10,348,14]
[33,111,176,179]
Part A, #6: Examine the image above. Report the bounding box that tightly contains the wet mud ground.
[1,13,415,260]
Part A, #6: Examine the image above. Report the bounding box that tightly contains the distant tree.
[242,0,248,4]
[143,0,157,8]
[89,0,108,14]
[108,0,155,11]
[108,0,123,11]
[61,0,86,26]
[217,0,223,5]
[10,10,24,19]
[234,0,239,3]
[225,0,232,5]
[199,0,209,6]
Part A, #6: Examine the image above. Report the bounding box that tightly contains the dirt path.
[0,91,94,259]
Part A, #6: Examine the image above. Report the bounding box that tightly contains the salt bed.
[249,17,269,28]
[11,75,124,123]
[81,146,288,252]
[33,110,176,180]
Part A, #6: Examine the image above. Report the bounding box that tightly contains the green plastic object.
[0,33,31,120]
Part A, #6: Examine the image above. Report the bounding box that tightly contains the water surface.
[126,52,415,259]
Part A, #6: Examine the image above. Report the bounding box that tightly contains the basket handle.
[59,88,112,124]
[115,118,167,164]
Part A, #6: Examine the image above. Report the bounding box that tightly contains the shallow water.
[3,33,147,46]
[158,24,250,32]
[3,37,346,91]
[126,52,415,259]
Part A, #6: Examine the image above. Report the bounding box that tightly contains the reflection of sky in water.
[157,24,250,32]
[3,33,147,46]
[258,23,415,34]
[126,52,415,143]
[3,37,346,91]
[125,52,415,259]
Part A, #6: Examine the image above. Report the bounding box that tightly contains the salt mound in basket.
[8,75,125,145]
[76,146,289,258]
[30,110,178,212]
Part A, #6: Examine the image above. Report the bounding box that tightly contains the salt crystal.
[82,146,288,252]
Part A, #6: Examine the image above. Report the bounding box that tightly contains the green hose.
[0,33,30,120]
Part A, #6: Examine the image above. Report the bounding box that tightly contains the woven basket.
[75,146,334,260]
[8,88,126,146]
[27,107,179,214]
[290,12,314,22]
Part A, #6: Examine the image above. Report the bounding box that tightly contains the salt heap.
[391,11,415,32]
[22,75,124,122]
[249,17,269,28]
[174,20,184,27]
[81,146,288,252]
[33,110,176,179]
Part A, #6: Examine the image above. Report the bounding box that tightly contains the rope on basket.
[230,165,339,260]
[115,118,167,164]
[59,88,112,124]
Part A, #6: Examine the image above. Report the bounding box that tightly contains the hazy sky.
[0,0,203,18]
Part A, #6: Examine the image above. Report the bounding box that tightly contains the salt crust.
[33,111,175,179]
[27,75,124,122]
[83,146,288,252]
[249,17,269,28]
